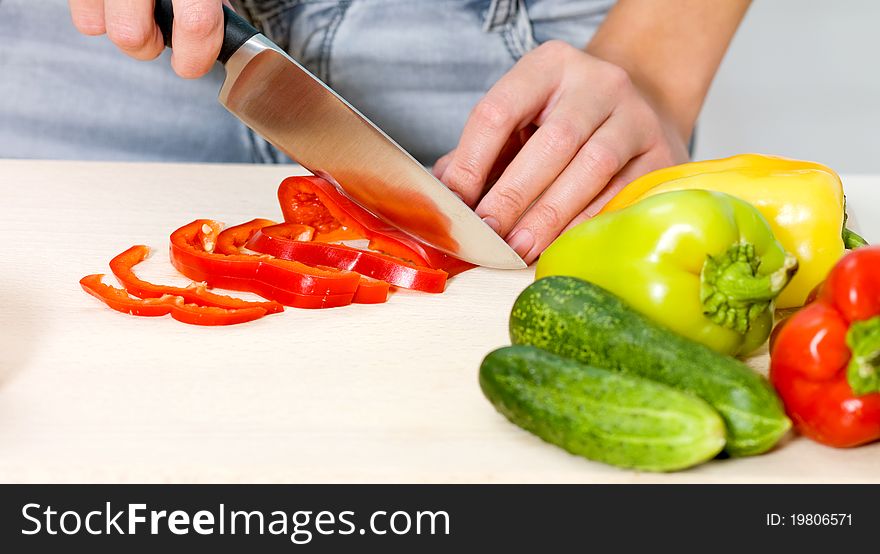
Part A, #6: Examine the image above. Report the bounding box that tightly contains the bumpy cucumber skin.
[480,346,726,472]
[509,276,791,457]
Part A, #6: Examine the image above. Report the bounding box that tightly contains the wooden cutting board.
[0,160,877,483]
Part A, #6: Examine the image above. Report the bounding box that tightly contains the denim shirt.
[0,0,614,163]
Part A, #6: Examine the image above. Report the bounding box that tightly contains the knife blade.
[154,1,526,269]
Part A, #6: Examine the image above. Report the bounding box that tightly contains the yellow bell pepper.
[600,154,866,308]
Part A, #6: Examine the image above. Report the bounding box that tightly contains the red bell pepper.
[169,219,359,308]
[278,176,474,276]
[80,274,268,325]
[247,223,448,293]
[110,244,284,314]
[770,245,880,447]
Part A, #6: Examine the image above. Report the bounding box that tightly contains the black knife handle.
[154,0,260,64]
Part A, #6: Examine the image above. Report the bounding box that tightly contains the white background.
[695,0,880,172]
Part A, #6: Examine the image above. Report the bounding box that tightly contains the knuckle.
[580,143,623,179]
[535,39,575,59]
[542,120,582,157]
[534,201,566,229]
[472,98,512,132]
[175,3,222,40]
[600,62,632,93]
[445,160,481,189]
[107,22,153,51]
[443,162,483,203]
[493,185,528,213]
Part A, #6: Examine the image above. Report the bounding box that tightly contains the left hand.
[433,40,689,264]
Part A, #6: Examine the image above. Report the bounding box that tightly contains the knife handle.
[154,0,260,64]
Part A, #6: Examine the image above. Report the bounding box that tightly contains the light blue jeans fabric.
[0,0,614,164]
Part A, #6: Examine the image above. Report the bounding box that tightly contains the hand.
[433,40,689,264]
[68,0,227,78]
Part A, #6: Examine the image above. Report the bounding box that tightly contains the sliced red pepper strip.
[213,218,357,308]
[247,223,448,293]
[278,176,432,262]
[215,218,387,304]
[169,219,358,308]
[278,176,474,275]
[109,244,284,314]
[81,274,174,317]
[165,299,267,326]
[314,226,361,242]
[277,179,348,237]
[214,218,285,255]
[353,276,390,304]
[215,218,321,257]
[80,274,268,325]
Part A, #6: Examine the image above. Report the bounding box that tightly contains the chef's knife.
[153,1,526,269]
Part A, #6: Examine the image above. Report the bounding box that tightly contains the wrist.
[583,0,750,149]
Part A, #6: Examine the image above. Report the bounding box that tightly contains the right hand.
[68,0,227,79]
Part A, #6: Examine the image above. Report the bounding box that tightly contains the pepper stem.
[843,228,869,250]
[845,316,880,396]
[841,197,869,249]
[701,243,798,334]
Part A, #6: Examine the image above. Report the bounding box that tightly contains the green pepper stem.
[845,316,880,396]
[842,227,869,250]
[701,244,798,334]
[841,198,868,249]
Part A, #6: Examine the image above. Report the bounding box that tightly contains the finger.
[432,152,469,202]
[550,111,688,239]
[103,0,164,60]
[560,150,669,235]
[432,151,453,179]
[69,0,106,35]
[435,126,532,214]
[473,103,610,239]
[579,135,684,224]
[170,0,225,78]
[508,110,651,263]
[485,126,534,188]
[439,51,562,205]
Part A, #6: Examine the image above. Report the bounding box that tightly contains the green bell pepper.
[535,190,798,356]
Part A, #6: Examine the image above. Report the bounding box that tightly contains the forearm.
[586,0,751,142]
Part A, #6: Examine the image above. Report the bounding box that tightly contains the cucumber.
[509,276,791,457]
[480,345,726,471]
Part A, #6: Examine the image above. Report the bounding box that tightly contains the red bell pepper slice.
[276,179,358,239]
[214,218,291,255]
[278,176,474,276]
[80,274,268,325]
[770,245,880,447]
[216,218,389,304]
[353,276,391,304]
[109,244,284,314]
[247,223,448,293]
[169,219,358,308]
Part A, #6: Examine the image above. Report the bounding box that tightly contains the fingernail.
[507,229,535,259]
[482,216,501,234]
